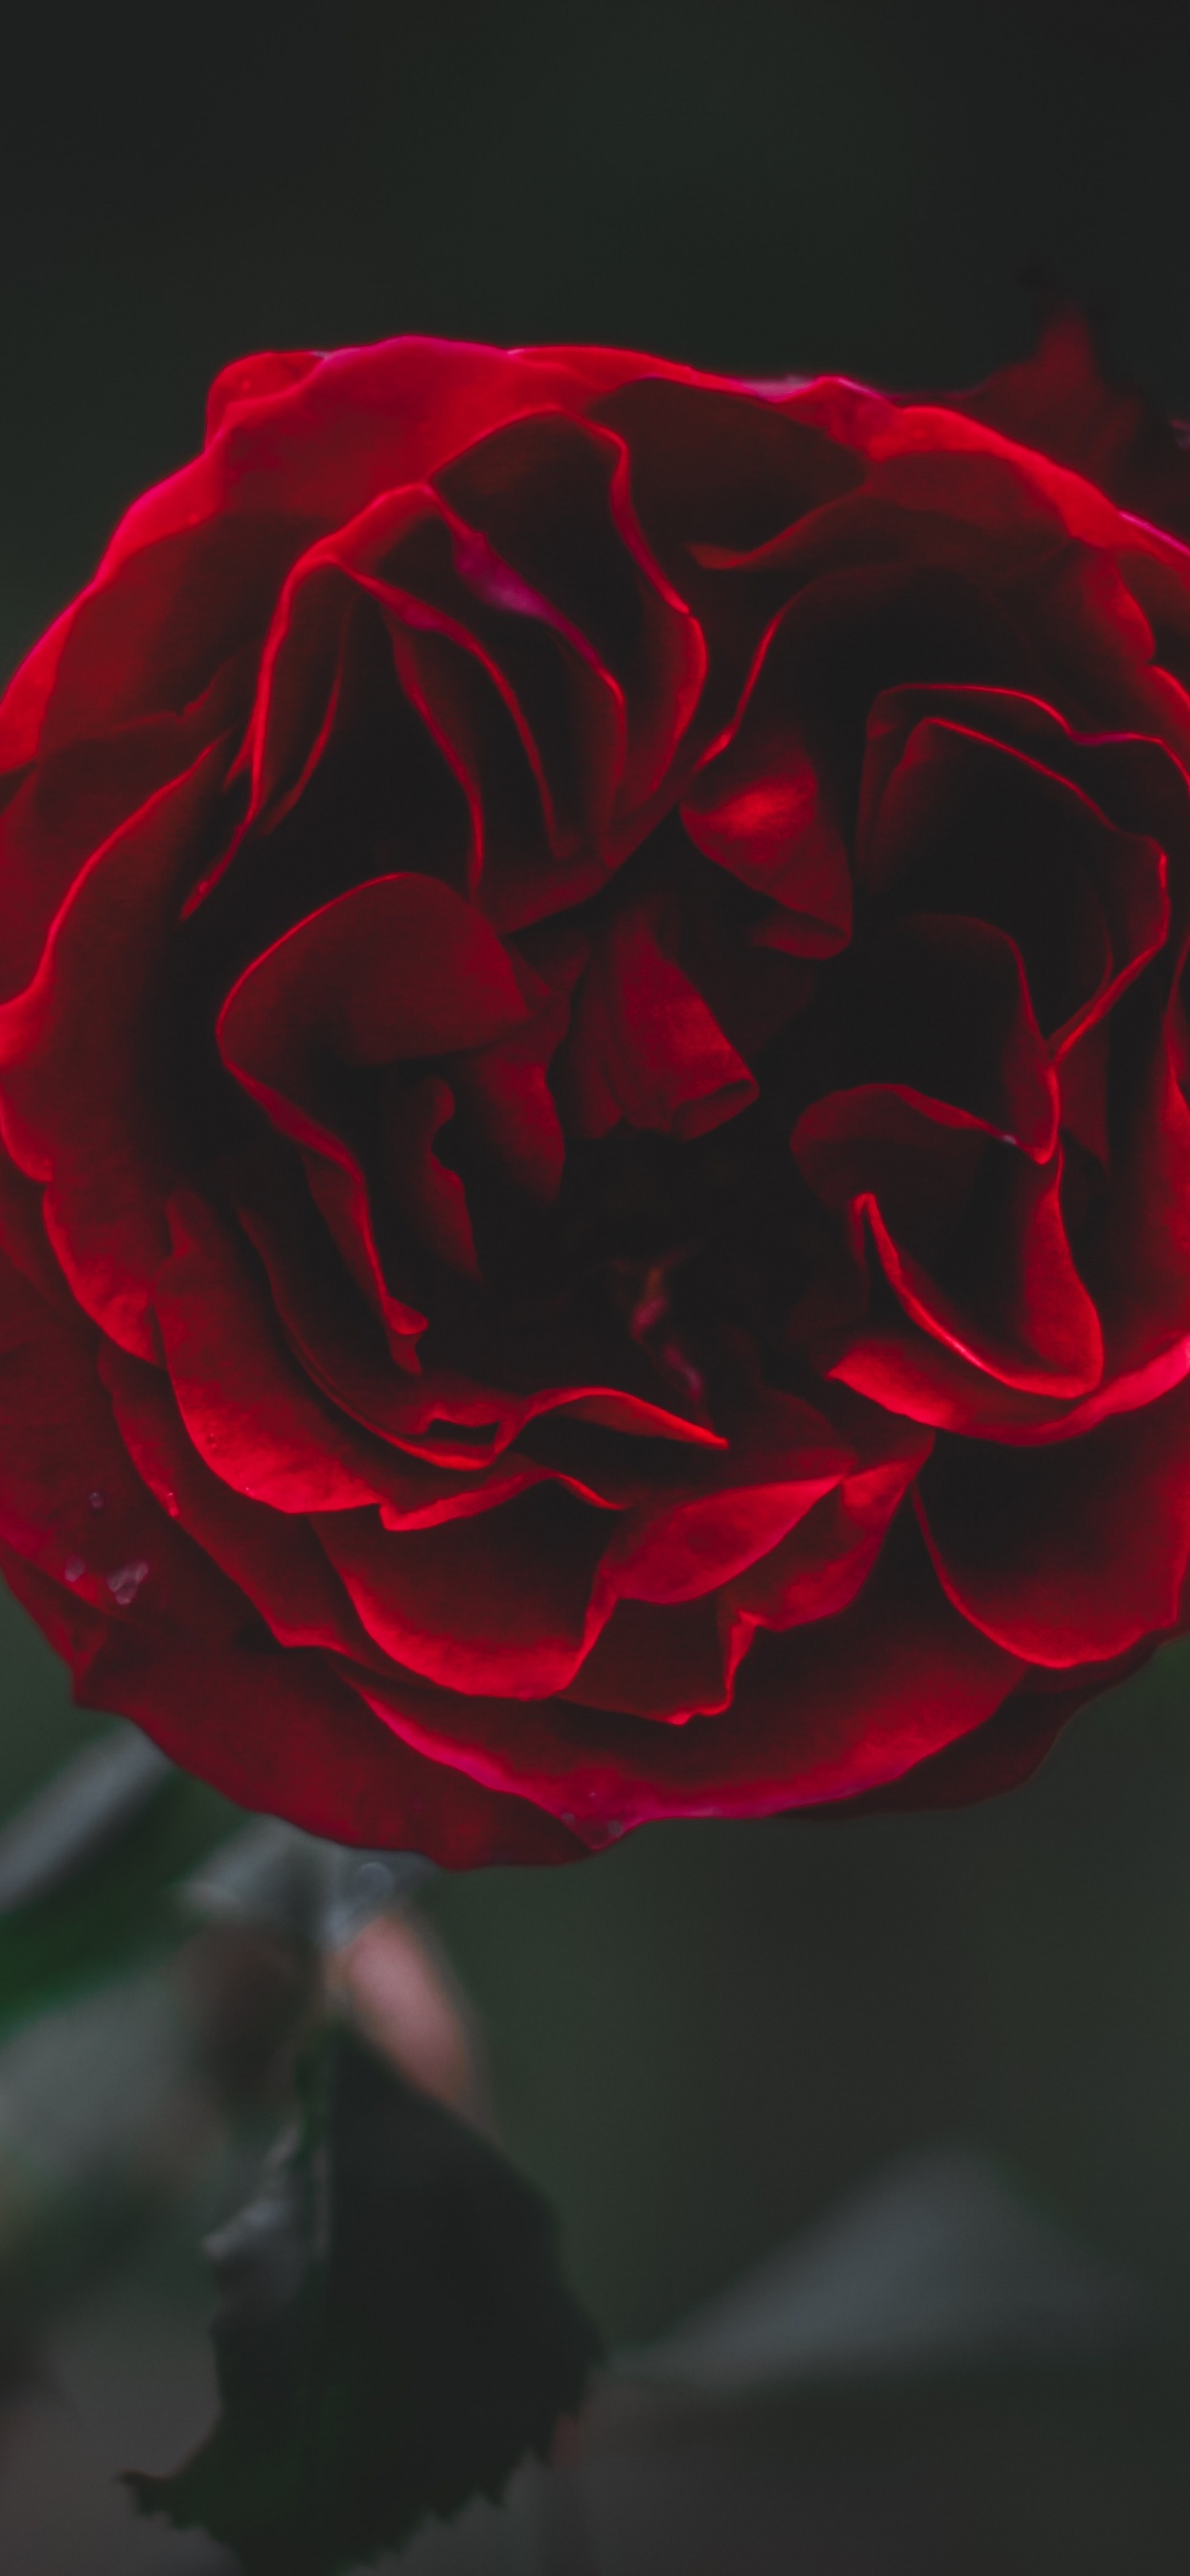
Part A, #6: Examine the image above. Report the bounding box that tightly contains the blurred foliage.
[0,1769,240,2045]
[0,1586,241,2041]
[0,1589,107,1824]
[129,2027,601,2573]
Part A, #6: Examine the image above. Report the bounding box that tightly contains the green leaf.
[126,2026,603,2574]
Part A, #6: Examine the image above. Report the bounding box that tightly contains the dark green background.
[2,0,1190,2346]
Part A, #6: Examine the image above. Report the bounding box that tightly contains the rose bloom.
[2,320,1190,1865]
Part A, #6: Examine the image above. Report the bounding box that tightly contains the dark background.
[3,0,1190,2357]
[6,0,1190,670]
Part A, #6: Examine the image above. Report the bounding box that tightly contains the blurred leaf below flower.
[0,1725,601,2572]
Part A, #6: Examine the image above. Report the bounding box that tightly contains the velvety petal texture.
[3,329,1190,1862]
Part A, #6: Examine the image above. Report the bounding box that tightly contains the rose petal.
[438,408,708,816]
[218,870,527,1088]
[0,742,231,1357]
[918,1373,1190,1664]
[237,1162,725,1463]
[316,1482,615,1697]
[0,1542,581,1865]
[561,891,756,1142]
[682,734,853,956]
[725,1440,930,1629]
[803,914,1059,1160]
[0,656,252,1005]
[154,1191,504,1520]
[598,1390,853,1606]
[0,1250,248,1643]
[560,1595,746,1720]
[355,1513,1022,1837]
[217,872,531,1338]
[103,1343,380,1661]
[204,350,323,443]
[795,1092,1103,1403]
[858,716,1168,1047]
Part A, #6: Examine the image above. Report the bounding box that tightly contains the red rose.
[2,332,1190,1864]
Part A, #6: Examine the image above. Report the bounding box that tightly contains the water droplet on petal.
[163,1490,180,1518]
[106,1559,149,1608]
[63,1556,85,1584]
[87,1490,105,1512]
